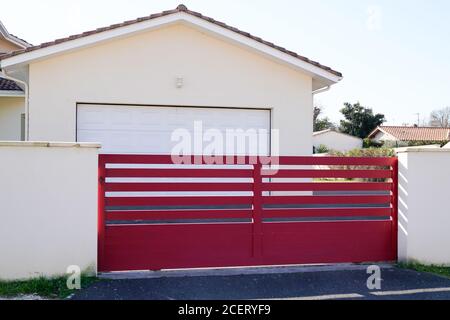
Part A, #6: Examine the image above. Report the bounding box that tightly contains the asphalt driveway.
[71,265,450,300]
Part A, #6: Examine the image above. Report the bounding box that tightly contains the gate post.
[252,162,263,263]
[98,155,106,272]
[391,158,399,261]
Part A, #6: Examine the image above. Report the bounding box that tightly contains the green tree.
[339,102,385,138]
[313,106,335,131]
[315,117,335,131]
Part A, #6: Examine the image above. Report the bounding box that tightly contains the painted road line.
[371,287,450,296]
[273,293,364,300]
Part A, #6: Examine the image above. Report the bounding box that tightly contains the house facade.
[0,21,30,141]
[0,5,342,156]
[0,78,25,141]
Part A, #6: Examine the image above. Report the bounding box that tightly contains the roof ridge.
[313,129,332,135]
[381,125,450,129]
[0,4,342,77]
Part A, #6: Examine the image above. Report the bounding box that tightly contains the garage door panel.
[110,109,134,125]
[77,109,107,129]
[77,104,270,155]
[135,133,175,153]
[138,108,178,128]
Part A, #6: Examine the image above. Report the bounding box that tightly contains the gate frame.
[97,155,398,272]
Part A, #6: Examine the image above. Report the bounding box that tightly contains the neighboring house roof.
[313,129,362,140]
[368,126,450,141]
[0,21,32,49]
[0,21,28,96]
[313,129,333,136]
[0,77,22,91]
[0,4,342,85]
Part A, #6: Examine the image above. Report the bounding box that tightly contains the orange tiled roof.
[369,126,450,141]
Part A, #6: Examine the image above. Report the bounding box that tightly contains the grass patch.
[0,274,98,299]
[398,262,450,279]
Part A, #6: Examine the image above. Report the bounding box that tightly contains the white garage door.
[77,104,270,155]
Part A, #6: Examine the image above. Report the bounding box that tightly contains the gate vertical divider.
[252,162,263,263]
[98,155,106,272]
[391,158,399,261]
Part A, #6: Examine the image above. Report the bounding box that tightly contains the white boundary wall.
[2,142,450,279]
[0,141,100,280]
[397,148,450,265]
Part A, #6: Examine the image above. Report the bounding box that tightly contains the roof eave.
[367,127,384,139]
[0,21,31,49]
[0,11,342,84]
[313,129,332,136]
[0,90,24,97]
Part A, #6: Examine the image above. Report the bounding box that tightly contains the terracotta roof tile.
[370,126,450,141]
[0,4,342,78]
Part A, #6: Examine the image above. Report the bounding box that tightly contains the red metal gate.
[98,155,398,272]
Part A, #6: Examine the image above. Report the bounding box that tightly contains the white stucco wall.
[313,130,362,152]
[372,131,394,142]
[397,148,450,265]
[0,97,24,141]
[0,142,100,280]
[373,131,408,147]
[27,23,313,156]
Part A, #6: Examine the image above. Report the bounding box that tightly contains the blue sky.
[2,0,449,125]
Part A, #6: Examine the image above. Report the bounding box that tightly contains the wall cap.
[396,147,450,153]
[0,141,101,148]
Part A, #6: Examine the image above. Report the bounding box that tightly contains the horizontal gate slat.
[106,168,253,178]
[262,195,392,205]
[105,182,253,192]
[100,155,396,166]
[262,207,392,218]
[101,154,259,165]
[101,154,175,164]
[107,210,253,221]
[275,156,396,166]
[105,196,253,207]
[261,169,392,179]
[262,182,392,192]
